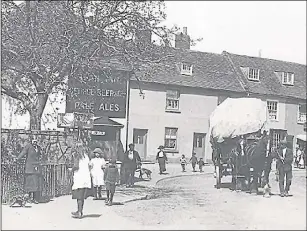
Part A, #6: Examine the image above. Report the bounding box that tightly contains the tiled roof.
[133,48,246,93]
[224,52,306,100]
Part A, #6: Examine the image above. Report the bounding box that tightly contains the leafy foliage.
[1,1,181,129]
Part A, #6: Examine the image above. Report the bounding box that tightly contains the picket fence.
[1,163,72,204]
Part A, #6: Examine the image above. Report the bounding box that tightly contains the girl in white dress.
[69,142,91,219]
[89,148,106,200]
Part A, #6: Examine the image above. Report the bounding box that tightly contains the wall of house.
[285,100,306,144]
[121,81,245,162]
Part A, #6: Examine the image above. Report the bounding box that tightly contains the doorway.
[133,129,148,159]
[193,133,206,158]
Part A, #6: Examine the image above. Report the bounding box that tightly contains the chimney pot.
[183,27,187,35]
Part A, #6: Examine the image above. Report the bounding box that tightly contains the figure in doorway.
[123,143,141,187]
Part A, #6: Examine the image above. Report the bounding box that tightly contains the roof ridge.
[226,52,306,66]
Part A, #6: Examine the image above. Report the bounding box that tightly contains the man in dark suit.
[276,139,294,197]
[123,143,141,187]
[17,137,42,203]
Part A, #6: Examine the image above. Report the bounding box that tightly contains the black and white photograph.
[1,1,306,230]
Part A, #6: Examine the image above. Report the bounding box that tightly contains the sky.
[164,1,306,64]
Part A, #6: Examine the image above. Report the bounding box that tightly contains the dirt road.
[112,170,306,230]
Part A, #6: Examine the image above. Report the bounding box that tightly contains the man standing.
[190,153,198,172]
[123,143,141,187]
[276,139,294,197]
[17,137,42,203]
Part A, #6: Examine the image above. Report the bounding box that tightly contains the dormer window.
[181,63,193,76]
[248,68,260,81]
[282,72,294,85]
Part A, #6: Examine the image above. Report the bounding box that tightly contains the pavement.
[1,163,213,230]
[2,163,306,230]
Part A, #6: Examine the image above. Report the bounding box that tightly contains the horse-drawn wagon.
[209,98,270,193]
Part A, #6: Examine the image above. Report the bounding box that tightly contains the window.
[166,90,180,111]
[270,129,287,151]
[298,104,306,124]
[267,101,278,121]
[181,63,193,76]
[248,68,260,81]
[164,127,178,149]
[282,72,294,85]
[304,122,307,132]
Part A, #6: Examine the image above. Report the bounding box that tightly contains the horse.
[230,134,270,194]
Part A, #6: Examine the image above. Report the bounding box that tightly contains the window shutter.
[257,69,260,79]
[240,67,249,77]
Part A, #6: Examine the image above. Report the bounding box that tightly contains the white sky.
[164,1,306,64]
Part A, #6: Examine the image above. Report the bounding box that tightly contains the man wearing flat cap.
[276,139,294,197]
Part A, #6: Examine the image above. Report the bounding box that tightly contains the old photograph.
[1,1,306,230]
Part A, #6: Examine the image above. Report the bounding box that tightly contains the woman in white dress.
[89,148,106,200]
[69,142,91,219]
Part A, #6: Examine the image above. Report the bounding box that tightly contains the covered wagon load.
[207,97,268,190]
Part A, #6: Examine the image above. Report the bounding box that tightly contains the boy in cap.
[104,158,119,206]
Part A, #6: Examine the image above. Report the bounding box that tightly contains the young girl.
[89,148,106,200]
[69,142,91,219]
[179,155,187,172]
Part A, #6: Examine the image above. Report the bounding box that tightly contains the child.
[179,155,187,172]
[198,158,205,172]
[69,142,91,219]
[89,148,106,200]
[190,153,198,172]
[104,158,119,206]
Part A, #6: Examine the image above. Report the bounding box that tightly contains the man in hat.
[276,139,294,197]
[156,145,168,174]
[123,143,141,187]
[17,137,42,203]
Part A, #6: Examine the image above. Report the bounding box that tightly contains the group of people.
[70,142,120,219]
[179,153,205,172]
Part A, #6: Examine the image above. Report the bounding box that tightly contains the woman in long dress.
[156,145,167,174]
[69,142,92,219]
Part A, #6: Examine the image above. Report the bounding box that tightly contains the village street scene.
[1,1,306,230]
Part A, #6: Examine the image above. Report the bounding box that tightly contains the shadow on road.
[81,214,102,219]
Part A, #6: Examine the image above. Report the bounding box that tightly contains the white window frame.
[166,90,180,111]
[267,100,279,121]
[298,104,306,124]
[181,63,193,76]
[248,68,260,81]
[282,72,294,85]
[164,127,178,150]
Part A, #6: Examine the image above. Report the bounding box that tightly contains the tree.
[1,1,197,130]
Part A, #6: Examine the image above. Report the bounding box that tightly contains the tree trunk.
[29,94,48,130]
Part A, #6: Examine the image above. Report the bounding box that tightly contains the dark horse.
[231,133,270,194]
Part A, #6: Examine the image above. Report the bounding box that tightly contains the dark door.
[133,129,148,159]
[193,133,206,158]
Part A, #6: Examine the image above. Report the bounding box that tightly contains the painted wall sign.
[66,69,128,118]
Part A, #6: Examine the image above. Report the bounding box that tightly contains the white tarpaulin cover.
[297,134,306,142]
[208,98,267,142]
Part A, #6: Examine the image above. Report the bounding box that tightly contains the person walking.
[123,143,141,187]
[276,139,294,197]
[198,158,205,172]
[69,142,92,219]
[190,153,198,172]
[17,137,42,204]
[156,145,167,174]
[180,154,187,172]
[89,148,106,200]
[104,158,120,206]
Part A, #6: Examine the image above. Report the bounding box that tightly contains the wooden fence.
[1,163,72,204]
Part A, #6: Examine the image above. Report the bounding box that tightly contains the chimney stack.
[175,27,190,49]
[183,27,187,35]
[258,49,262,58]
